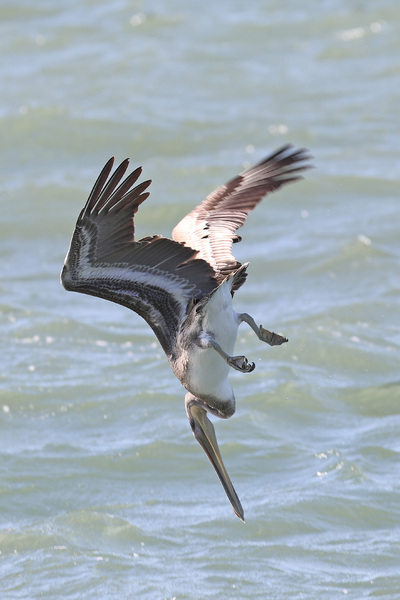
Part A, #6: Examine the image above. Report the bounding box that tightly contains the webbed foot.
[239,313,288,346]
[259,326,288,346]
[227,355,255,373]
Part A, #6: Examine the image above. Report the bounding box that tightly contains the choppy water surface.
[1,1,400,598]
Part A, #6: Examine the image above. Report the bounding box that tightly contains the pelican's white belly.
[187,280,240,400]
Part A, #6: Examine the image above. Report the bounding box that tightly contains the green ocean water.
[1,1,399,598]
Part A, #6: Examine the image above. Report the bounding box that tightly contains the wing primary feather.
[91,158,131,213]
[107,180,152,214]
[100,167,145,212]
[84,157,115,214]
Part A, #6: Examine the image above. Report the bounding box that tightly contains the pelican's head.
[185,393,244,521]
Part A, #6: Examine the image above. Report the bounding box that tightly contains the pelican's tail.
[188,263,250,320]
[228,262,249,292]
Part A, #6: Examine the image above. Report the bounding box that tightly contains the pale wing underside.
[172,145,312,288]
[61,158,217,356]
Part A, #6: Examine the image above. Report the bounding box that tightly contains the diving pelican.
[61,144,312,521]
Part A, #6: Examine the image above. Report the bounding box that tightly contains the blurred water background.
[1,1,400,598]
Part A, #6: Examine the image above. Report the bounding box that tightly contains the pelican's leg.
[239,313,288,346]
[197,333,255,373]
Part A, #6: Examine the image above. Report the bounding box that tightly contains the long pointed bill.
[188,403,244,522]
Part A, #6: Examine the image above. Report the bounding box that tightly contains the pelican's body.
[177,276,237,401]
[61,144,312,520]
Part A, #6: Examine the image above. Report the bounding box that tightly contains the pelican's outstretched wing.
[61,158,217,356]
[172,145,312,289]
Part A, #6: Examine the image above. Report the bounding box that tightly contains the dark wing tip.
[238,144,313,194]
[80,158,150,221]
[251,144,313,172]
[66,158,153,265]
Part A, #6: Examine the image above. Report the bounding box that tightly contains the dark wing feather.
[172,145,312,289]
[61,158,217,357]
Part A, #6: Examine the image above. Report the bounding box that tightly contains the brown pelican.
[61,144,311,521]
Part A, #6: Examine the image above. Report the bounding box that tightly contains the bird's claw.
[259,326,288,346]
[227,355,255,373]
